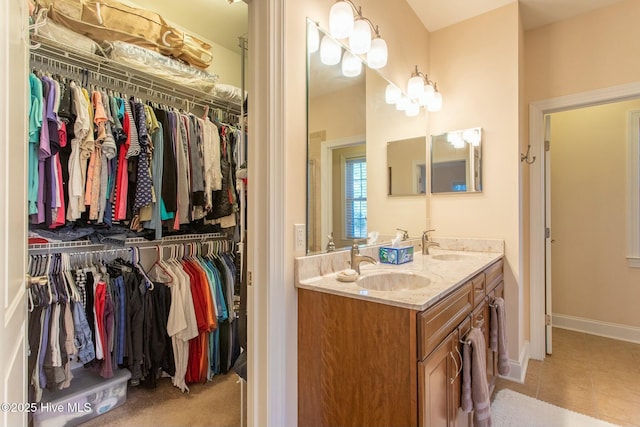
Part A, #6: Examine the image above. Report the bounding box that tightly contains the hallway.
[495,328,640,426]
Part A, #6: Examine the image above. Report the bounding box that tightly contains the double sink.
[296,246,503,311]
[356,252,474,291]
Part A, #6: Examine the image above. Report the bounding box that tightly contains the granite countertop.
[295,238,504,311]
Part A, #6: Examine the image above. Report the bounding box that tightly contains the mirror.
[387,137,427,196]
[307,21,367,253]
[430,128,482,193]
[306,20,428,254]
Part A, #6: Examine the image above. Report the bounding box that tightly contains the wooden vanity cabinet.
[298,258,504,427]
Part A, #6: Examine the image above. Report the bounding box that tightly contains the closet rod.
[30,37,242,114]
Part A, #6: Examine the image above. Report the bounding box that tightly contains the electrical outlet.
[294,224,306,252]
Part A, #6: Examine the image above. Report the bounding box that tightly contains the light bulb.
[463,129,481,146]
[307,23,320,54]
[320,35,342,66]
[428,91,442,112]
[341,51,362,77]
[349,19,371,55]
[407,75,424,100]
[405,102,420,117]
[396,95,410,111]
[329,1,354,39]
[367,37,387,69]
[385,84,401,104]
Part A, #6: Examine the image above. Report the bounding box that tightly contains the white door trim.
[529,82,640,360]
[246,0,288,425]
[320,135,365,249]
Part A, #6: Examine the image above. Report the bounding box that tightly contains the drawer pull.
[449,351,459,384]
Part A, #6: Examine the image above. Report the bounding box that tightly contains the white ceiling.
[406,0,627,31]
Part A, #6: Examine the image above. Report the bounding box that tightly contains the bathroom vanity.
[296,241,504,427]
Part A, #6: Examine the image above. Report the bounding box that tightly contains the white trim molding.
[627,110,640,268]
[529,82,640,361]
[553,314,640,344]
[500,340,530,384]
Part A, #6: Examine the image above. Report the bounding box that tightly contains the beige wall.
[550,99,640,327]
[128,0,243,86]
[429,3,523,358]
[525,0,640,103]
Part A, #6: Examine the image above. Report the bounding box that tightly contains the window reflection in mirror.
[387,137,427,196]
[430,128,482,193]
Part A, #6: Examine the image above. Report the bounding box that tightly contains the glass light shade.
[367,37,387,69]
[448,132,464,148]
[396,95,410,111]
[349,19,371,55]
[385,84,401,104]
[407,75,425,100]
[329,1,354,39]
[428,91,443,112]
[341,51,362,77]
[405,102,420,117]
[307,23,320,54]
[320,35,342,66]
[463,129,481,146]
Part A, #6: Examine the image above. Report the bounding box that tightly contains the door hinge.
[545,314,552,326]
[545,140,550,151]
[248,271,253,286]
[545,228,550,239]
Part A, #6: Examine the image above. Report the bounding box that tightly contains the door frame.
[529,82,640,360]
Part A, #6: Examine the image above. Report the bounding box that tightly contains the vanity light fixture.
[341,51,362,77]
[307,22,320,54]
[328,0,388,69]
[406,65,442,113]
[385,84,401,104]
[320,34,342,66]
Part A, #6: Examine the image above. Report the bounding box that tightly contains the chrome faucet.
[396,228,409,241]
[350,240,377,274]
[422,230,440,255]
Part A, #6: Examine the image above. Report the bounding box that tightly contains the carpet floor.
[81,372,242,427]
[492,389,621,427]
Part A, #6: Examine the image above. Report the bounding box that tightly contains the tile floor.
[494,327,640,427]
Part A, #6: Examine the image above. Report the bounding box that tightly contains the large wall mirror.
[306,20,428,254]
[430,127,482,193]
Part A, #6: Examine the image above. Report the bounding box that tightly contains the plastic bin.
[33,368,131,427]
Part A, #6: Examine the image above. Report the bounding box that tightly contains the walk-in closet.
[23,0,249,425]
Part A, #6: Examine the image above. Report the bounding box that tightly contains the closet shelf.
[28,232,227,254]
[30,36,241,114]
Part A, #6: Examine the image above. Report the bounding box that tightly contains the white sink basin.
[430,253,472,261]
[356,271,431,291]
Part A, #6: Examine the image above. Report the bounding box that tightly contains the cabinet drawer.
[418,281,473,360]
[472,300,488,331]
[485,259,504,293]
[471,273,485,308]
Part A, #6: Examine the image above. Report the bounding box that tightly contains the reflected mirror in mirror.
[307,20,367,253]
[387,137,427,196]
[430,127,482,193]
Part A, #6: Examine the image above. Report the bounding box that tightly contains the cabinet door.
[419,333,454,427]
[451,320,471,427]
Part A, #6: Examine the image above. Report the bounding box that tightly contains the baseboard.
[553,314,640,344]
[499,340,529,384]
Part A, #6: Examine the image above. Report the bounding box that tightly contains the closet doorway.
[529,83,640,361]
[21,0,251,426]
